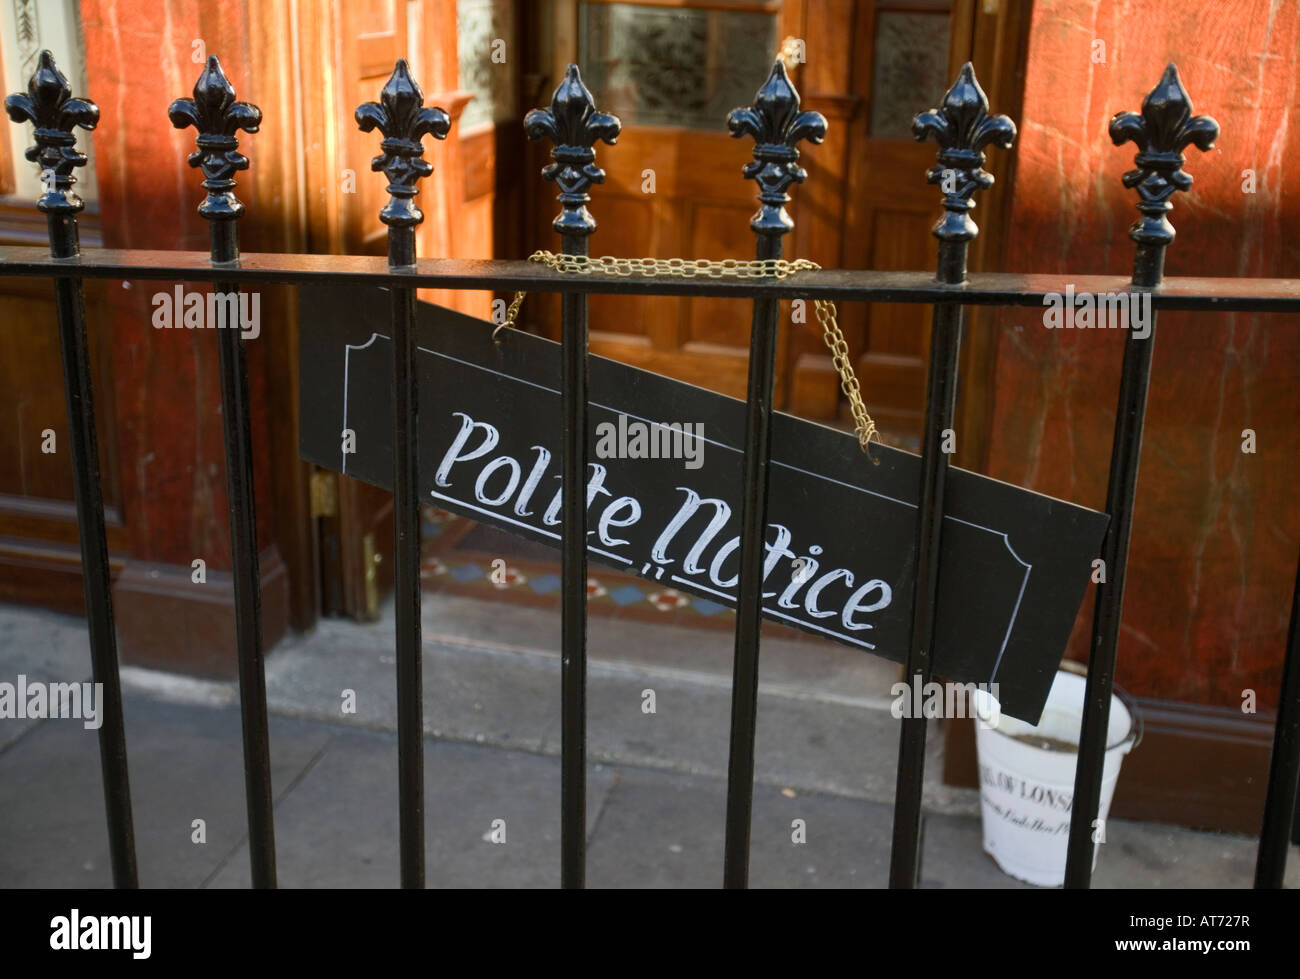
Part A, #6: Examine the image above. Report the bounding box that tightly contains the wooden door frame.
[946,0,1033,474]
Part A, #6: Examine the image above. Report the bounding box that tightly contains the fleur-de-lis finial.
[4,50,99,214]
[1109,64,1218,250]
[524,64,621,236]
[168,56,262,220]
[355,60,450,230]
[727,61,826,236]
[912,62,1016,243]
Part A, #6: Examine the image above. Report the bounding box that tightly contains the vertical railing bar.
[888,244,964,888]
[558,232,590,888]
[390,250,425,889]
[1062,298,1155,888]
[1254,555,1300,887]
[1064,64,1218,887]
[213,258,277,887]
[889,64,1015,889]
[721,62,826,888]
[52,216,139,888]
[524,64,619,889]
[170,54,276,888]
[356,60,451,889]
[6,50,138,888]
[723,230,783,888]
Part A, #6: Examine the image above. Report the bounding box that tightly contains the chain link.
[497,250,879,456]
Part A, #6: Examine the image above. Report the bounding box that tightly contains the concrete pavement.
[0,598,1294,888]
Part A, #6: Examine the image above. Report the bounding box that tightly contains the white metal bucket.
[970,665,1140,887]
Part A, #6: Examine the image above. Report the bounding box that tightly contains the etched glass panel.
[1,0,97,202]
[457,0,518,130]
[578,2,777,130]
[869,10,951,139]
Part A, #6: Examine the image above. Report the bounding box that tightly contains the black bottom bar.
[1255,555,1300,887]
[722,234,783,889]
[559,235,590,889]
[48,214,138,888]
[1064,316,1158,887]
[889,293,964,888]
[214,274,277,888]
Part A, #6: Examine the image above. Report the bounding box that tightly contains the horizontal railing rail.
[1,248,1298,310]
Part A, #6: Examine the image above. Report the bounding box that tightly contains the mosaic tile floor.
[418,504,738,630]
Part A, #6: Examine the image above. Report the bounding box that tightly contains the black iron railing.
[3,49,1299,890]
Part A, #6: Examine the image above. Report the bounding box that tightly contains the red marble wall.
[985,0,1299,707]
[79,0,274,571]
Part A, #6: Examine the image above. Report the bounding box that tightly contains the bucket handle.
[1058,658,1144,752]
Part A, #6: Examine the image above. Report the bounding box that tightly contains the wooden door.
[521,0,971,444]
[0,247,124,612]
[299,0,510,618]
[527,0,810,405]
[0,25,124,613]
[295,0,414,618]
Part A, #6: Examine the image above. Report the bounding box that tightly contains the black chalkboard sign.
[300,285,1109,723]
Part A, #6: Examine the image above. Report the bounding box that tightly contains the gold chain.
[498,250,879,455]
